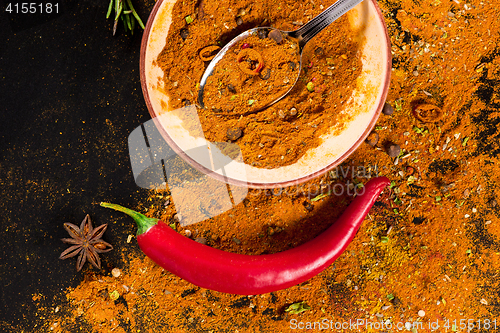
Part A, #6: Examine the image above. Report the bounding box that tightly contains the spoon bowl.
[198,0,364,114]
[197,27,301,115]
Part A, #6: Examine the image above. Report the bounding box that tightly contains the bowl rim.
[139,0,392,189]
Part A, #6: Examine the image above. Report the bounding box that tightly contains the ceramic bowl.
[140,0,391,189]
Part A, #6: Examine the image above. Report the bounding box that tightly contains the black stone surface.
[0,0,155,330]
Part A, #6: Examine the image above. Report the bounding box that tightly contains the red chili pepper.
[101,177,388,295]
[241,43,251,49]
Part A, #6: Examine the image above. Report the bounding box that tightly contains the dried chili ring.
[412,103,443,123]
[236,48,264,75]
[199,45,221,62]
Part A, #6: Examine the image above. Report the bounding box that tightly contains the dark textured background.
[0,0,155,330]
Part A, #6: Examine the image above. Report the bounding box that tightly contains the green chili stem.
[100,202,158,235]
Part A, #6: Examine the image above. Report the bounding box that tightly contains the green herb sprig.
[106,0,145,35]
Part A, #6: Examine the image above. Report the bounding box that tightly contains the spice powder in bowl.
[141,0,391,187]
[202,31,299,114]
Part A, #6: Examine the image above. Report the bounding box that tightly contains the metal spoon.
[198,0,364,115]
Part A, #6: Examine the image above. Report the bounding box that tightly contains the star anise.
[59,214,113,271]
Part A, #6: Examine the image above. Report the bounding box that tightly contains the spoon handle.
[290,0,364,50]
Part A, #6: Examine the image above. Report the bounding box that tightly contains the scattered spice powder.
[31,0,500,331]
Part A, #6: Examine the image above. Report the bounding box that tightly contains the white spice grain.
[112,268,121,278]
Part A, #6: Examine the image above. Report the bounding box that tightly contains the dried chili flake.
[236,48,264,75]
[199,45,221,62]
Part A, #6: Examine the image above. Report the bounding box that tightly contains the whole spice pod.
[100,177,389,295]
[385,142,401,158]
[365,132,379,147]
[382,102,394,115]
